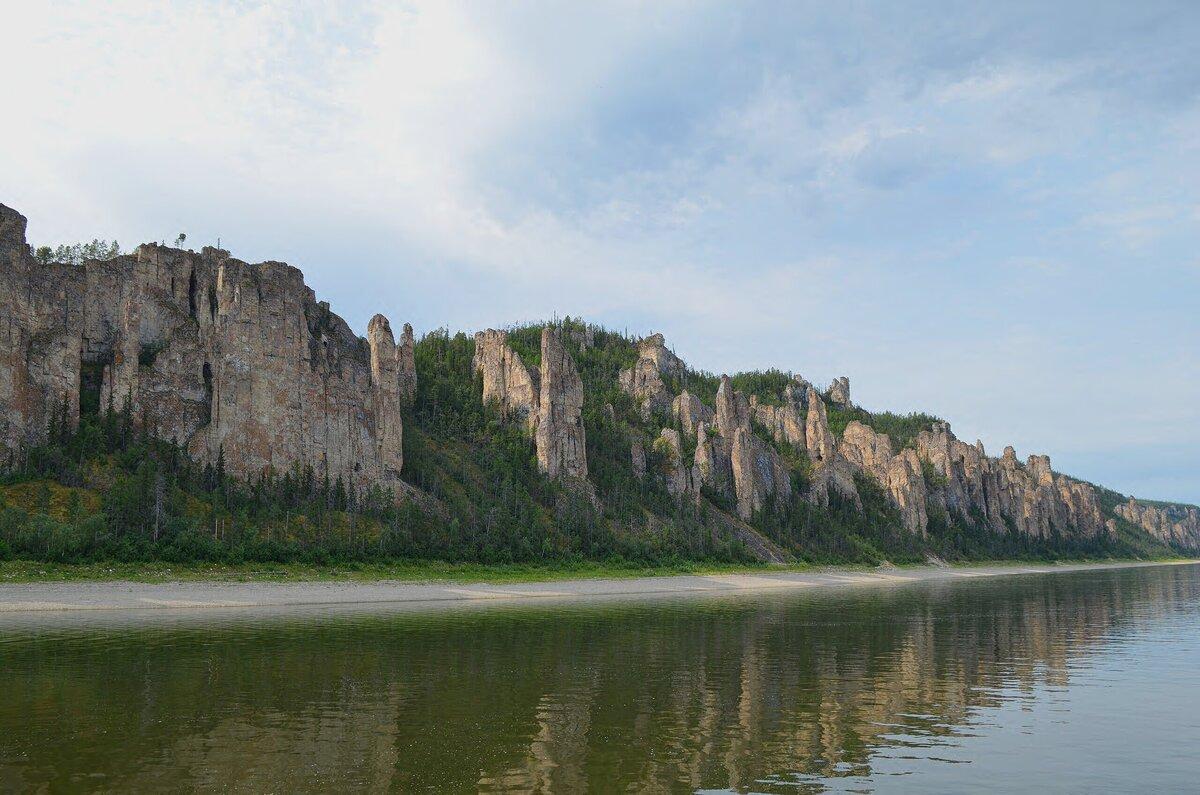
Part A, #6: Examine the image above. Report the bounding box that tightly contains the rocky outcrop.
[367,315,407,483]
[839,421,927,534]
[535,327,588,481]
[472,329,539,430]
[619,333,684,420]
[398,322,417,406]
[692,421,731,496]
[671,390,712,437]
[0,206,84,459]
[566,324,595,351]
[749,381,806,449]
[698,376,791,519]
[799,386,860,508]
[654,428,690,497]
[0,203,410,496]
[916,423,1108,540]
[1115,499,1200,549]
[630,433,647,481]
[828,376,851,407]
[4,202,1183,557]
[805,387,836,464]
[471,326,590,484]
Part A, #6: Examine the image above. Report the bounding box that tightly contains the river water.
[1,564,1198,792]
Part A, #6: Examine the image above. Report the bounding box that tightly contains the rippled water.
[2,565,1199,792]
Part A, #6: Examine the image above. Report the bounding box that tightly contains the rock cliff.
[1115,499,1200,548]
[840,421,927,534]
[0,204,411,496]
[535,327,588,481]
[4,202,1190,558]
[654,428,690,497]
[749,379,806,449]
[914,424,1108,540]
[619,333,684,420]
[689,377,791,519]
[671,390,712,438]
[472,329,539,430]
[828,376,851,407]
[472,326,589,483]
[804,386,859,506]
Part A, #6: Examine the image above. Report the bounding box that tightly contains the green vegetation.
[0,558,797,584]
[33,239,121,266]
[824,403,942,451]
[731,369,795,406]
[0,319,1181,575]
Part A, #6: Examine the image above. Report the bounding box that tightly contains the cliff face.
[473,329,539,430]
[914,425,1109,540]
[0,203,412,496]
[840,422,927,535]
[619,333,684,420]
[4,202,1193,559]
[535,327,588,482]
[750,380,806,449]
[1116,499,1200,548]
[472,326,588,483]
[686,376,791,519]
[0,208,83,457]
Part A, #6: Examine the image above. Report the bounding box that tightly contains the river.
[2,563,1198,792]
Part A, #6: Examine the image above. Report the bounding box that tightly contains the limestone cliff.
[804,386,859,506]
[749,379,806,449]
[839,422,927,534]
[0,203,410,496]
[915,424,1108,540]
[828,376,851,407]
[4,202,1190,558]
[535,327,588,481]
[472,326,589,483]
[472,329,539,430]
[654,428,690,497]
[619,333,684,420]
[671,390,712,438]
[1115,499,1200,548]
[693,376,791,519]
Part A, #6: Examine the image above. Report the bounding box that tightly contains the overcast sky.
[3,1,1198,503]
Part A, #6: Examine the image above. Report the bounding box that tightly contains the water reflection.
[1,565,1198,792]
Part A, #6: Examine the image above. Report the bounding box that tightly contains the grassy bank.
[0,558,813,584]
[1,556,1188,585]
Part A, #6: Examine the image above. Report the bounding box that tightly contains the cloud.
[1,1,1198,502]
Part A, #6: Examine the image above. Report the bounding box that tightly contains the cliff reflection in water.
[2,565,1199,792]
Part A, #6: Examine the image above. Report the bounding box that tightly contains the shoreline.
[0,559,1194,615]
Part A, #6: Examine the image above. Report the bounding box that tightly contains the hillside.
[1,202,1196,567]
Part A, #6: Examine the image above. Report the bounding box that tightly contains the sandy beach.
[0,560,1194,615]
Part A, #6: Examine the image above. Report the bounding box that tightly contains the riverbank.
[0,559,1194,614]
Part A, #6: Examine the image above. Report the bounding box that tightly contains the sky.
[2,1,1198,504]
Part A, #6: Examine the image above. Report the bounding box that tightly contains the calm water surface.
[2,564,1199,792]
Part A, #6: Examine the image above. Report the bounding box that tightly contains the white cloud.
[1,1,1198,501]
